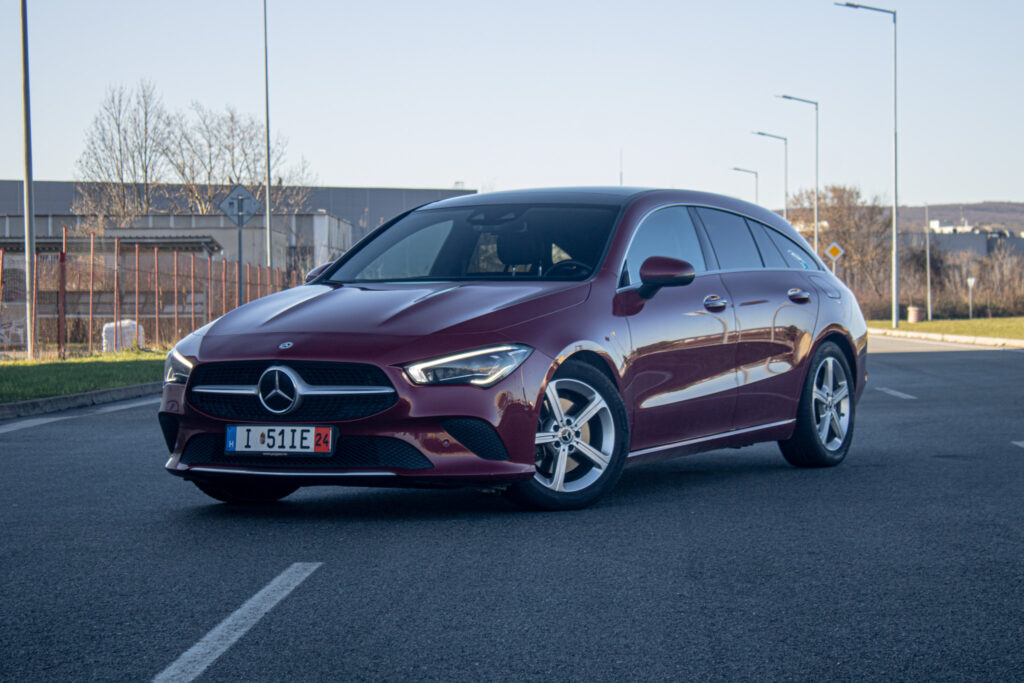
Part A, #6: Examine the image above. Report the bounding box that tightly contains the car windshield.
[326,204,619,283]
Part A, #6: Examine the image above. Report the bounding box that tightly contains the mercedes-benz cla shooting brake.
[159,188,867,509]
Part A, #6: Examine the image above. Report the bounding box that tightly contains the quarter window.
[764,226,821,271]
[695,208,763,270]
[622,207,706,287]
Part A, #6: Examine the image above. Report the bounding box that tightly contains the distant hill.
[898,202,1024,234]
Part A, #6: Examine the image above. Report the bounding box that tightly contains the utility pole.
[263,0,273,269]
[925,204,932,321]
[20,0,36,359]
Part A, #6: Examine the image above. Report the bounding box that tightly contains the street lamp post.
[753,131,788,220]
[777,94,819,254]
[732,167,759,204]
[263,0,273,271]
[20,0,36,359]
[836,1,899,328]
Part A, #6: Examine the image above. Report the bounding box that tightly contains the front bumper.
[158,354,551,488]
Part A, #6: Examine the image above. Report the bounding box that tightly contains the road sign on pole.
[219,185,261,306]
[825,241,844,274]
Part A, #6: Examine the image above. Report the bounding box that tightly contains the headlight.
[163,320,215,384]
[404,344,532,387]
[164,347,194,384]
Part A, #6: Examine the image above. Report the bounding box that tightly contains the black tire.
[779,341,855,468]
[193,479,298,504]
[505,360,629,510]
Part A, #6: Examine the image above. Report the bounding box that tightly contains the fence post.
[89,233,94,355]
[221,258,226,317]
[0,248,5,348]
[134,242,140,348]
[246,262,251,304]
[153,246,160,348]
[173,250,179,342]
[58,227,67,359]
[33,252,38,353]
[235,260,240,310]
[206,254,212,324]
[256,263,262,300]
[190,252,196,332]
[113,237,120,352]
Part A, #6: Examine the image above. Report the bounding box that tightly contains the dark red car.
[159,188,867,509]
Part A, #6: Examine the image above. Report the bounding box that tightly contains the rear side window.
[764,226,821,271]
[622,207,706,287]
[694,208,763,270]
[746,220,787,268]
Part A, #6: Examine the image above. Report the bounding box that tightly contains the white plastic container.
[102,319,146,352]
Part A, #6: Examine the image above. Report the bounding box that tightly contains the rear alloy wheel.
[779,341,855,468]
[193,479,298,504]
[505,360,628,510]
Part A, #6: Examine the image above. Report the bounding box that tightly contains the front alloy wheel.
[506,360,628,510]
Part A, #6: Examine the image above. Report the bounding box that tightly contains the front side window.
[327,204,619,283]
[621,207,707,287]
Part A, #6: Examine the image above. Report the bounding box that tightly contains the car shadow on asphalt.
[168,449,809,522]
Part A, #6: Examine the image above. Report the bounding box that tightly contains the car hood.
[197,281,588,362]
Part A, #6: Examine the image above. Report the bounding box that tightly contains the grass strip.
[0,349,164,404]
[867,316,1024,340]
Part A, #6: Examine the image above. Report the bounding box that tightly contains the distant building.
[0,180,474,267]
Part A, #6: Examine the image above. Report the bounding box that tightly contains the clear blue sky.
[1,0,1021,208]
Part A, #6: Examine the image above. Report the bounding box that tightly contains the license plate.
[226,425,333,455]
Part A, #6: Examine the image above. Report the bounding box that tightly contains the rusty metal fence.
[0,230,299,359]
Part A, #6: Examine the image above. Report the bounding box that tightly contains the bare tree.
[73,80,169,230]
[162,103,313,215]
[790,185,891,310]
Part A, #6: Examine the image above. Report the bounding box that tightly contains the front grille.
[187,361,397,422]
[180,434,433,470]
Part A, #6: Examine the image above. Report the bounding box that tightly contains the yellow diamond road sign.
[826,242,844,261]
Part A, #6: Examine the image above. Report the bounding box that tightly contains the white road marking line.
[876,387,917,400]
[1013,441,1024,449]
[153,562,322,683]
[91,396,161,414]
[0,397,160,435]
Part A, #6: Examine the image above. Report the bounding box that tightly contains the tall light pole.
[732,167,759,204]
[925,203,931,321]
[263,0,273,270]
[20,0,35,359]
[753,131,788,220]
[778,94,819,254]
[836,1,898,328]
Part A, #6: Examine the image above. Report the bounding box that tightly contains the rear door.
[693,209,819,430]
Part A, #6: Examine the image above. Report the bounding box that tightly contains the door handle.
[703,294,728,312]
[787,288,811,303]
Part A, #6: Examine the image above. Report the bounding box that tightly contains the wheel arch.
[816,330,859,390]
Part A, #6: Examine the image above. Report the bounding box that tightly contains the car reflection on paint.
[158,188,867,509]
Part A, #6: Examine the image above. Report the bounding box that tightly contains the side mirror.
[637,256,695,299]
[304,262,331,283]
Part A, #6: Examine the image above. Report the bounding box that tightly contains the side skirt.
[626,419,795,466]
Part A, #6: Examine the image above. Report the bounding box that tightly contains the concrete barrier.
[0,381,163,420]
[867,327,1024,349]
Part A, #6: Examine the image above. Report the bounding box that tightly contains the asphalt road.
[2,335,1022,681]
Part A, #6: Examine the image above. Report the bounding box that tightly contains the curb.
[867,327,1024,349]
[0,381,163,421]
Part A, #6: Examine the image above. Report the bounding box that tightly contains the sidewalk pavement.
[0,382,163,421]
[867,327,1024,349]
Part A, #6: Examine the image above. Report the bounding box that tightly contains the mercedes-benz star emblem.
[278,341,293,349]
[258,366,302,415]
